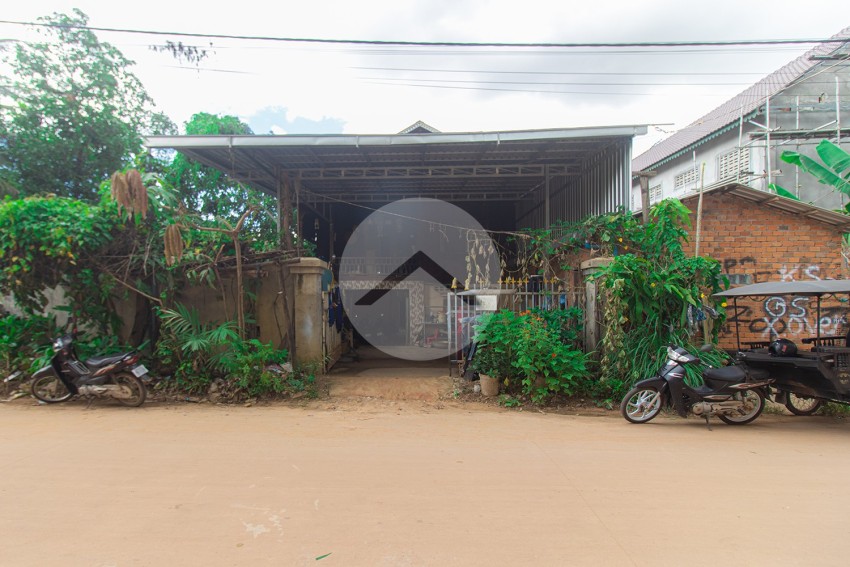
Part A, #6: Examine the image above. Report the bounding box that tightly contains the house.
[633,28,850,212]
[147,123,646,364]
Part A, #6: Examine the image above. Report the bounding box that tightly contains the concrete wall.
[2,258,343,370]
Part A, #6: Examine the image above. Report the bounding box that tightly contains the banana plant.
[773,140,850,208]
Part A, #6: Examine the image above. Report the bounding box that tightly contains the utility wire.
[353,66,774,76]
[362,81,733,97]
[0,18,847,49]
[361,76,758,87]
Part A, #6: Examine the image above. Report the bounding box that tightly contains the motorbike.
[620,344,773,427]
[30,332,148,407]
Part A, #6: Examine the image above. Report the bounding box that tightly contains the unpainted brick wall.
[680,193,848,349]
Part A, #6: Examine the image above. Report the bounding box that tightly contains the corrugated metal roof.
[146,125,647,201]
[679,182,850,232]
[633,27,850,173]
[715,280,850,297]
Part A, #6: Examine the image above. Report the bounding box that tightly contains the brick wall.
[680,193,848,348]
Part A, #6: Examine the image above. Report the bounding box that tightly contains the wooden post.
[636,170,658,224]
[695,162,706,257]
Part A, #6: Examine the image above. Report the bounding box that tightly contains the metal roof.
[678,182,850,232]
[633,27,850,173]
[715,280,850,298]
[146,125,647,204]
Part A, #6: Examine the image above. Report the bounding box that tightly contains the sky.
[2,1,849,156]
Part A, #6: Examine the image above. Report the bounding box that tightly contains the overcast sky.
[2,1,848,155]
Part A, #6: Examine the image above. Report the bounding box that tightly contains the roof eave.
[147,124,649,150]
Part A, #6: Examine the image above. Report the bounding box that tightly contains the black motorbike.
[620,344,773,426]
[30,333,148,407]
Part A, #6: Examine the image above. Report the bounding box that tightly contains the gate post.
[289,257,328,366]
[580,258,612,352]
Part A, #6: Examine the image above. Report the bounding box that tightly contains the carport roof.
[146,125,647,203]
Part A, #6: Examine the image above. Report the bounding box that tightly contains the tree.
[164,113,279,249]
[0,10,175,200]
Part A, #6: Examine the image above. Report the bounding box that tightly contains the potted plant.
[471,312,516,397]
[470,344,505,397]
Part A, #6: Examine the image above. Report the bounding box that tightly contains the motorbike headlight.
[52,339,63,352]
[667,346,691,363]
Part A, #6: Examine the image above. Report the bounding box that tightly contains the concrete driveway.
[1,399,848,566]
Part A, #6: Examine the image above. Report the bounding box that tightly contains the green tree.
[0,10,174,200]
[164,113,279,248]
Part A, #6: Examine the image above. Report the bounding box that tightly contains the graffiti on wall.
[722,258,844,339]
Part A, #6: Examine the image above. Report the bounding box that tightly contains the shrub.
[472,308,588,403]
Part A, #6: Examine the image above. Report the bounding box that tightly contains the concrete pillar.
[289,257,329,366]
[580,258,612,352]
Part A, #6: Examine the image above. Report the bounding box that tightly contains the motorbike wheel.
[620,387,663,424]
[785,393,823,416]
[112,372,147,407]
[30,375,73,403]
[718,389,765,425]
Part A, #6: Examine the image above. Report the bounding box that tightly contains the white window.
[649,184,662,204]
[674,167,698,191]
[717,147,751,182]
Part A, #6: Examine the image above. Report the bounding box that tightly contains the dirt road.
[1,399,849,566]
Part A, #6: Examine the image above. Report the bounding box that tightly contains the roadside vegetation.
[0,11,313,401]
[466,200,729,408]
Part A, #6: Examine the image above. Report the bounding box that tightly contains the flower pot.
[479,374,500,397]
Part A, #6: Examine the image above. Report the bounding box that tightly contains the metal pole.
[817,296,822,343]
[796,95,800,196]
[766,96,772,188]
[295,174,302,257]
[837,77,842,147]
[734,298,741,352]
[544,164,551,230]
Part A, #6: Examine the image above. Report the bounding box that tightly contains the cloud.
[245,106,345,135]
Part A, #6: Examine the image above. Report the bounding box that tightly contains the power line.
[1,18,848,49]
[353,66,774,76]
[363,81,735,97]
[361,76,756,87]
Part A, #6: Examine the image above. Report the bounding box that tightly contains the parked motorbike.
[620,344,773,427]
[30,333,148,407]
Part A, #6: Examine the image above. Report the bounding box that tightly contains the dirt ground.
[2,388,850,567]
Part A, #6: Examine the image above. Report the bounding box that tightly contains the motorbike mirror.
[699,343,714,353]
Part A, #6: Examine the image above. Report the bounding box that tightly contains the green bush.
[473,308,589,403]
[0,313,59,375]
[155,302,311,399]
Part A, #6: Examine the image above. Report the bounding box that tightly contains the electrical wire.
[362,81,734,97]
[352,66,775,76]
[0,18,846,50]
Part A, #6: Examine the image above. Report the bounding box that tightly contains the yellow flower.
[618,237,623,242]
[721,301,728,308]
[650,283,656,288]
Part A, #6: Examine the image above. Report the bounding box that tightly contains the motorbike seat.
[85,353,130,368]
[703,366,746,383]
